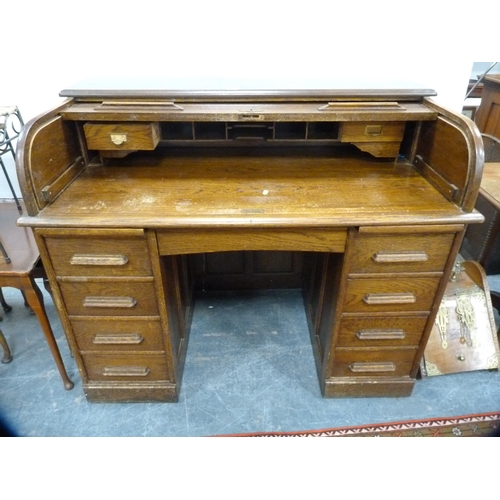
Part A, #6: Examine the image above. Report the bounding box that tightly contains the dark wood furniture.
[15,79,484,402]
[0,201,73,388]
[475,74,500,138]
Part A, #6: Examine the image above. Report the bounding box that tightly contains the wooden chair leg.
[0,329,12,363]
[0,288,12,312]
[22,276,74,390]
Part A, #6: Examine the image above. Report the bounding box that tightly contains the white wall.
[1,0,497,198]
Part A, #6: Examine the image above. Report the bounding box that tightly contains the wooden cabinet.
[16,80,484,402]
[475,74,500,138]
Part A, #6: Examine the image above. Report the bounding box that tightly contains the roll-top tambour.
[70,254,129,266]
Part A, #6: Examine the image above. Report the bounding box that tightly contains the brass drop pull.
[110,133,128,146]
[102,366,150,377]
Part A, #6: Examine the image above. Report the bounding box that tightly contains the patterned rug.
[219,411,500,437]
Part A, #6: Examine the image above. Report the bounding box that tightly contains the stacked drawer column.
[35,228,182,402]
[323,225,463,397]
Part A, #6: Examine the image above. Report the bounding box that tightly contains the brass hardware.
[93,334,144,345]
[365,125,382,136]
[70,254,129,266]
[356,329,405,340]
[363,293,416,305]
[238,114,265,120]
[110,133,128,146]
[102,366,150,377]
[457,354,466,361]
[83,296,137,308]
[349,362,396,373]
[372,251,429,263]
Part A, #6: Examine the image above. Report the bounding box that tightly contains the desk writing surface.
[30,151,471,228]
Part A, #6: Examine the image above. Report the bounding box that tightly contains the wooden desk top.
[0,202,39,276]
[19,150,481,229]
[479,162,500,204]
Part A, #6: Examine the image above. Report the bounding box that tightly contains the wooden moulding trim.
[358,224,465,234]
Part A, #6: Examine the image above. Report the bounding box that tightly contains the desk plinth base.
[84,381,179,403]
[323,376,415,398]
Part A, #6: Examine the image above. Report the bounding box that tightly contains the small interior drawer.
[83,122,160,150]
[71,317,164,352]
[340,121,405,143]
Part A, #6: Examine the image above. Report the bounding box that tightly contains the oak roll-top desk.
[15,79,484,403]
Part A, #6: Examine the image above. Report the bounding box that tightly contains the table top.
[0,202,39,276]
[480,163,500,203]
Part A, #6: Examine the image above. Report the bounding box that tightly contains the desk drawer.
[82,353,169,381]
[45,236,152,277]
[337,315,428,348]
[350,233,455,274]
[83,122,160,151]
[340,121,405,143]
[60,280,158,316]
[331,348,417,377]
[71,317,164,352]
[342,276,440,313]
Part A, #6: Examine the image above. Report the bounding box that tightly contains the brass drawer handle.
[102,366,150,377]
[93,333,144,345]
[349,362,396,373]
[110,133,128,146]
[356,329,406,340]
[363,293,416,305]
[83,296,137,308]
[372,251,429,263]
[70,254,129,266]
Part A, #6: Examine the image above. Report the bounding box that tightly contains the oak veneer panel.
[157,228,347,254]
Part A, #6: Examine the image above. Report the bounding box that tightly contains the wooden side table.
[0,201,73,389]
